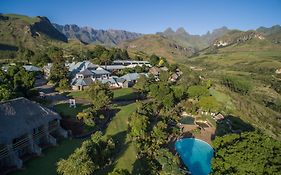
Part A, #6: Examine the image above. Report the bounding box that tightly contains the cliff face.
[53,24,142,46]
[31,17,67,42]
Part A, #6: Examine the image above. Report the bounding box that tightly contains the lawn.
[68,88,139,101]
[98,102,140,174]
[67,91,90,100]
[209,87,236,113]
[113,88,139,101]
[11,139,83,175]
[53,103,90,118]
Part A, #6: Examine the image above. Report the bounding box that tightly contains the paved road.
[35,79,69,107]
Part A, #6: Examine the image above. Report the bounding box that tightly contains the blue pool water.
[175,138,214,175]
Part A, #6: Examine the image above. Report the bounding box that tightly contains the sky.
[1,0,281,35]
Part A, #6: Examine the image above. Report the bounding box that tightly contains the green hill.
[118,34,195,62]
[186,36,281,139]
[0,14,67,51]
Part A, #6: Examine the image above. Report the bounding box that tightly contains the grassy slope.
[98,102,139,174]
[67,88,138,101]
[119,34,192,62]
[53,103,90,118]
[187,41,281,139]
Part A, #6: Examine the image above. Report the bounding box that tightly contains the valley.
[0,4,281,174]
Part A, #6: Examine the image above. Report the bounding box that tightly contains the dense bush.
[57,131,115,175]
[222,76,252,95]
[212,131,281,175]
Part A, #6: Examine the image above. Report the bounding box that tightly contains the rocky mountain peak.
[175,27,188,35]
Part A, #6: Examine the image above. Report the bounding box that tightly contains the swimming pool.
[175,138,214,175]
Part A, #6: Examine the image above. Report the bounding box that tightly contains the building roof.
[117,77,127,83]
[0,97,61,144]
[92,67,111,75]
[69,61,98,72]
[77,69,93,76]
[101,65,126,70]
[101,77,118,85]
[120,73,140,81]
[23,65,41,72]
[113,60,150,64]
[149,67,161,75]
[73,77,94,86]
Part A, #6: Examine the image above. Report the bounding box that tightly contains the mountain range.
[1,13,281,62]
[53,23,142,46]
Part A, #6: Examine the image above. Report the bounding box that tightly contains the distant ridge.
[0,14,67,50]
[53,23,143,46]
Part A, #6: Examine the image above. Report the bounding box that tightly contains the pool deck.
[179,118,216,144]
[193,127,216,144]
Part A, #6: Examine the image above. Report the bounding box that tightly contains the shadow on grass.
[113,91,140,101]
[54,103,91,118]
[112,100,137,107]
[132,157,148,175]
[97,131,129,175]
[212,115,255,139]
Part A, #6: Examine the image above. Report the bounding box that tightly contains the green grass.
[67,88,138,101]
[209,87,236,113]
[5,14,40,24]
[105,103,136,135]
[53,103,90,118]
[67,91,90,100]
[11,139,83,175]
[113,88,139,101]
[101,102,139,173]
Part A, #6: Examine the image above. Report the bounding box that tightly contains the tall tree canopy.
[87,81,113,110]
[57,131,115,175]
[211,131,281,175]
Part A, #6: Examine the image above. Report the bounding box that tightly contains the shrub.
[222,76,252,95]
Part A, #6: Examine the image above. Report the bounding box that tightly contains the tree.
[87,81,113,110]
[7,65,35,97]
[0,85,12,101]
[187,85,209,99]
[182,100,198,114]
[134,75,149,93]
[57,131,115,175]
[178,67,200,87]
[47,46,63,61]
[173,85,186,101]
[157,83,171,100]
[155,149,184,175]
[151,121,168,145]
[57,78,70,91]
[149,54,160,66]
[159,70,170,82]
[169,64,178,73]
[57,147,95,175]
[212,131,281,175]
[31,52,51,66]
[17,47,34,63]
[162,93,175,109]
[222,76,252,95]
[129,113,149,140]
[108,169,131,175]
[49,57,68,83]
